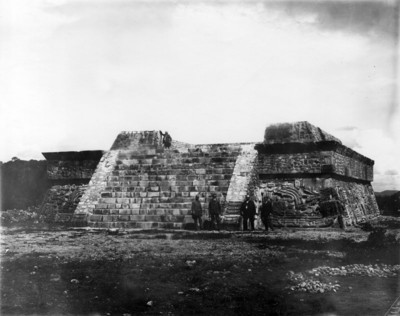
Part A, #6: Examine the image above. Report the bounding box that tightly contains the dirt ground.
[1,226,399,316]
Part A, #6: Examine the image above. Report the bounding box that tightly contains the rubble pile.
[287,263,400,294]
[287,271,340,293]
[308,264,400,278]
[289,279,340,293]
[1,207,43,225]
[40,185,87,222]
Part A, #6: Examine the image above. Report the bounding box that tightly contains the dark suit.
[209,198,221,230]
[240,199,256,230]
[260,200,274,231]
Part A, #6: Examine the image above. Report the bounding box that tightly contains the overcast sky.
[0,0,399,191]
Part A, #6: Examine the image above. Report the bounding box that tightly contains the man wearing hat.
[240,194,257,231]
[191,195,203,230]
[208,193,222,230]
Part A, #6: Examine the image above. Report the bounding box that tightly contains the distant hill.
[375,190,400,197]
[1,159,49,211]
[375,190,400,216]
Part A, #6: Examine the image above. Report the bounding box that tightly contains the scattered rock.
[50,274,60,282]
[185,260,196,267]
[308,264,400,278]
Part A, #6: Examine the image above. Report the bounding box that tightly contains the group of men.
[239,193,274,231]
[190,193,274,231]
[191,193,222,230]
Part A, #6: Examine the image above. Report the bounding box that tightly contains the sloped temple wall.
[72,131,254,228]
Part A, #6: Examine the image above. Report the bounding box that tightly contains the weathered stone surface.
[39,184,87,223]
[43,151,103,180]
[38,122,378,229]
[263,121,341,144]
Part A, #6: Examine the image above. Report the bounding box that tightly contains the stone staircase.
[86,135,246,228]
[223,144,258,224]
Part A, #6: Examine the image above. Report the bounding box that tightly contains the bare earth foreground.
[1,227,399,316]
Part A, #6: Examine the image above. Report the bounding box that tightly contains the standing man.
[208,193,221,230]
[159,131,172,148]
[240,195,256,231]
[260,196,274,232]
[337,200,345,230]
[191,195,203,230]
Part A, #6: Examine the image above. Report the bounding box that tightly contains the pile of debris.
[287,271,340,293]
[308,264,400,278]
[1,207,43,226]
[40,185,87,222]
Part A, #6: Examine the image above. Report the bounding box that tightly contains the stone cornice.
[255,141,374,165]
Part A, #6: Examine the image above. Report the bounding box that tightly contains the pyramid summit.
[263,121,342,144]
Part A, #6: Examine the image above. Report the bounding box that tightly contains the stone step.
[108,172,234,179]
[88,214,187,222]
[96,196,227,205]
[107,174,234,182]
[90,209,191,217]
[119,151,241,159]
[105,176,232,183]
[102,187,229,195]
[88,221,186,229]
[225,201,243,214]
[117,154,238,161]
[115,166,236,173]
[96,201,198,209]
[103,185,230,193]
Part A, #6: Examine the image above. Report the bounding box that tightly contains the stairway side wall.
[74,150,119,216]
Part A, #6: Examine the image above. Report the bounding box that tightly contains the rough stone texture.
[39,184,87,222]
[258,150,373,182]
[257,177,377,226]
[226,144,258,202]
[46,160,100,180]
[80,133,245,228]
[74,150,119,216]
[224,144,258,223]
[333,179,379,223]
[39,122,378,229]
[254,121,379,227]
[111,130,194,152]
[264,121,341,144]
[42,151,103,181]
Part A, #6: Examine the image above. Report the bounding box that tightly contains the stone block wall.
[37,123,378,229]
[331,152,373,181]
[40,184,87,222]
[258,149,373,182]
[111,131,194,152]
[264,121,342,144]
[258,151,327,175]
[42,151,103,182]
[83,143,244,228]
[74,150,119,216]
[257,176,379,225]
[333,179,379,223]
[46,160,100,180]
